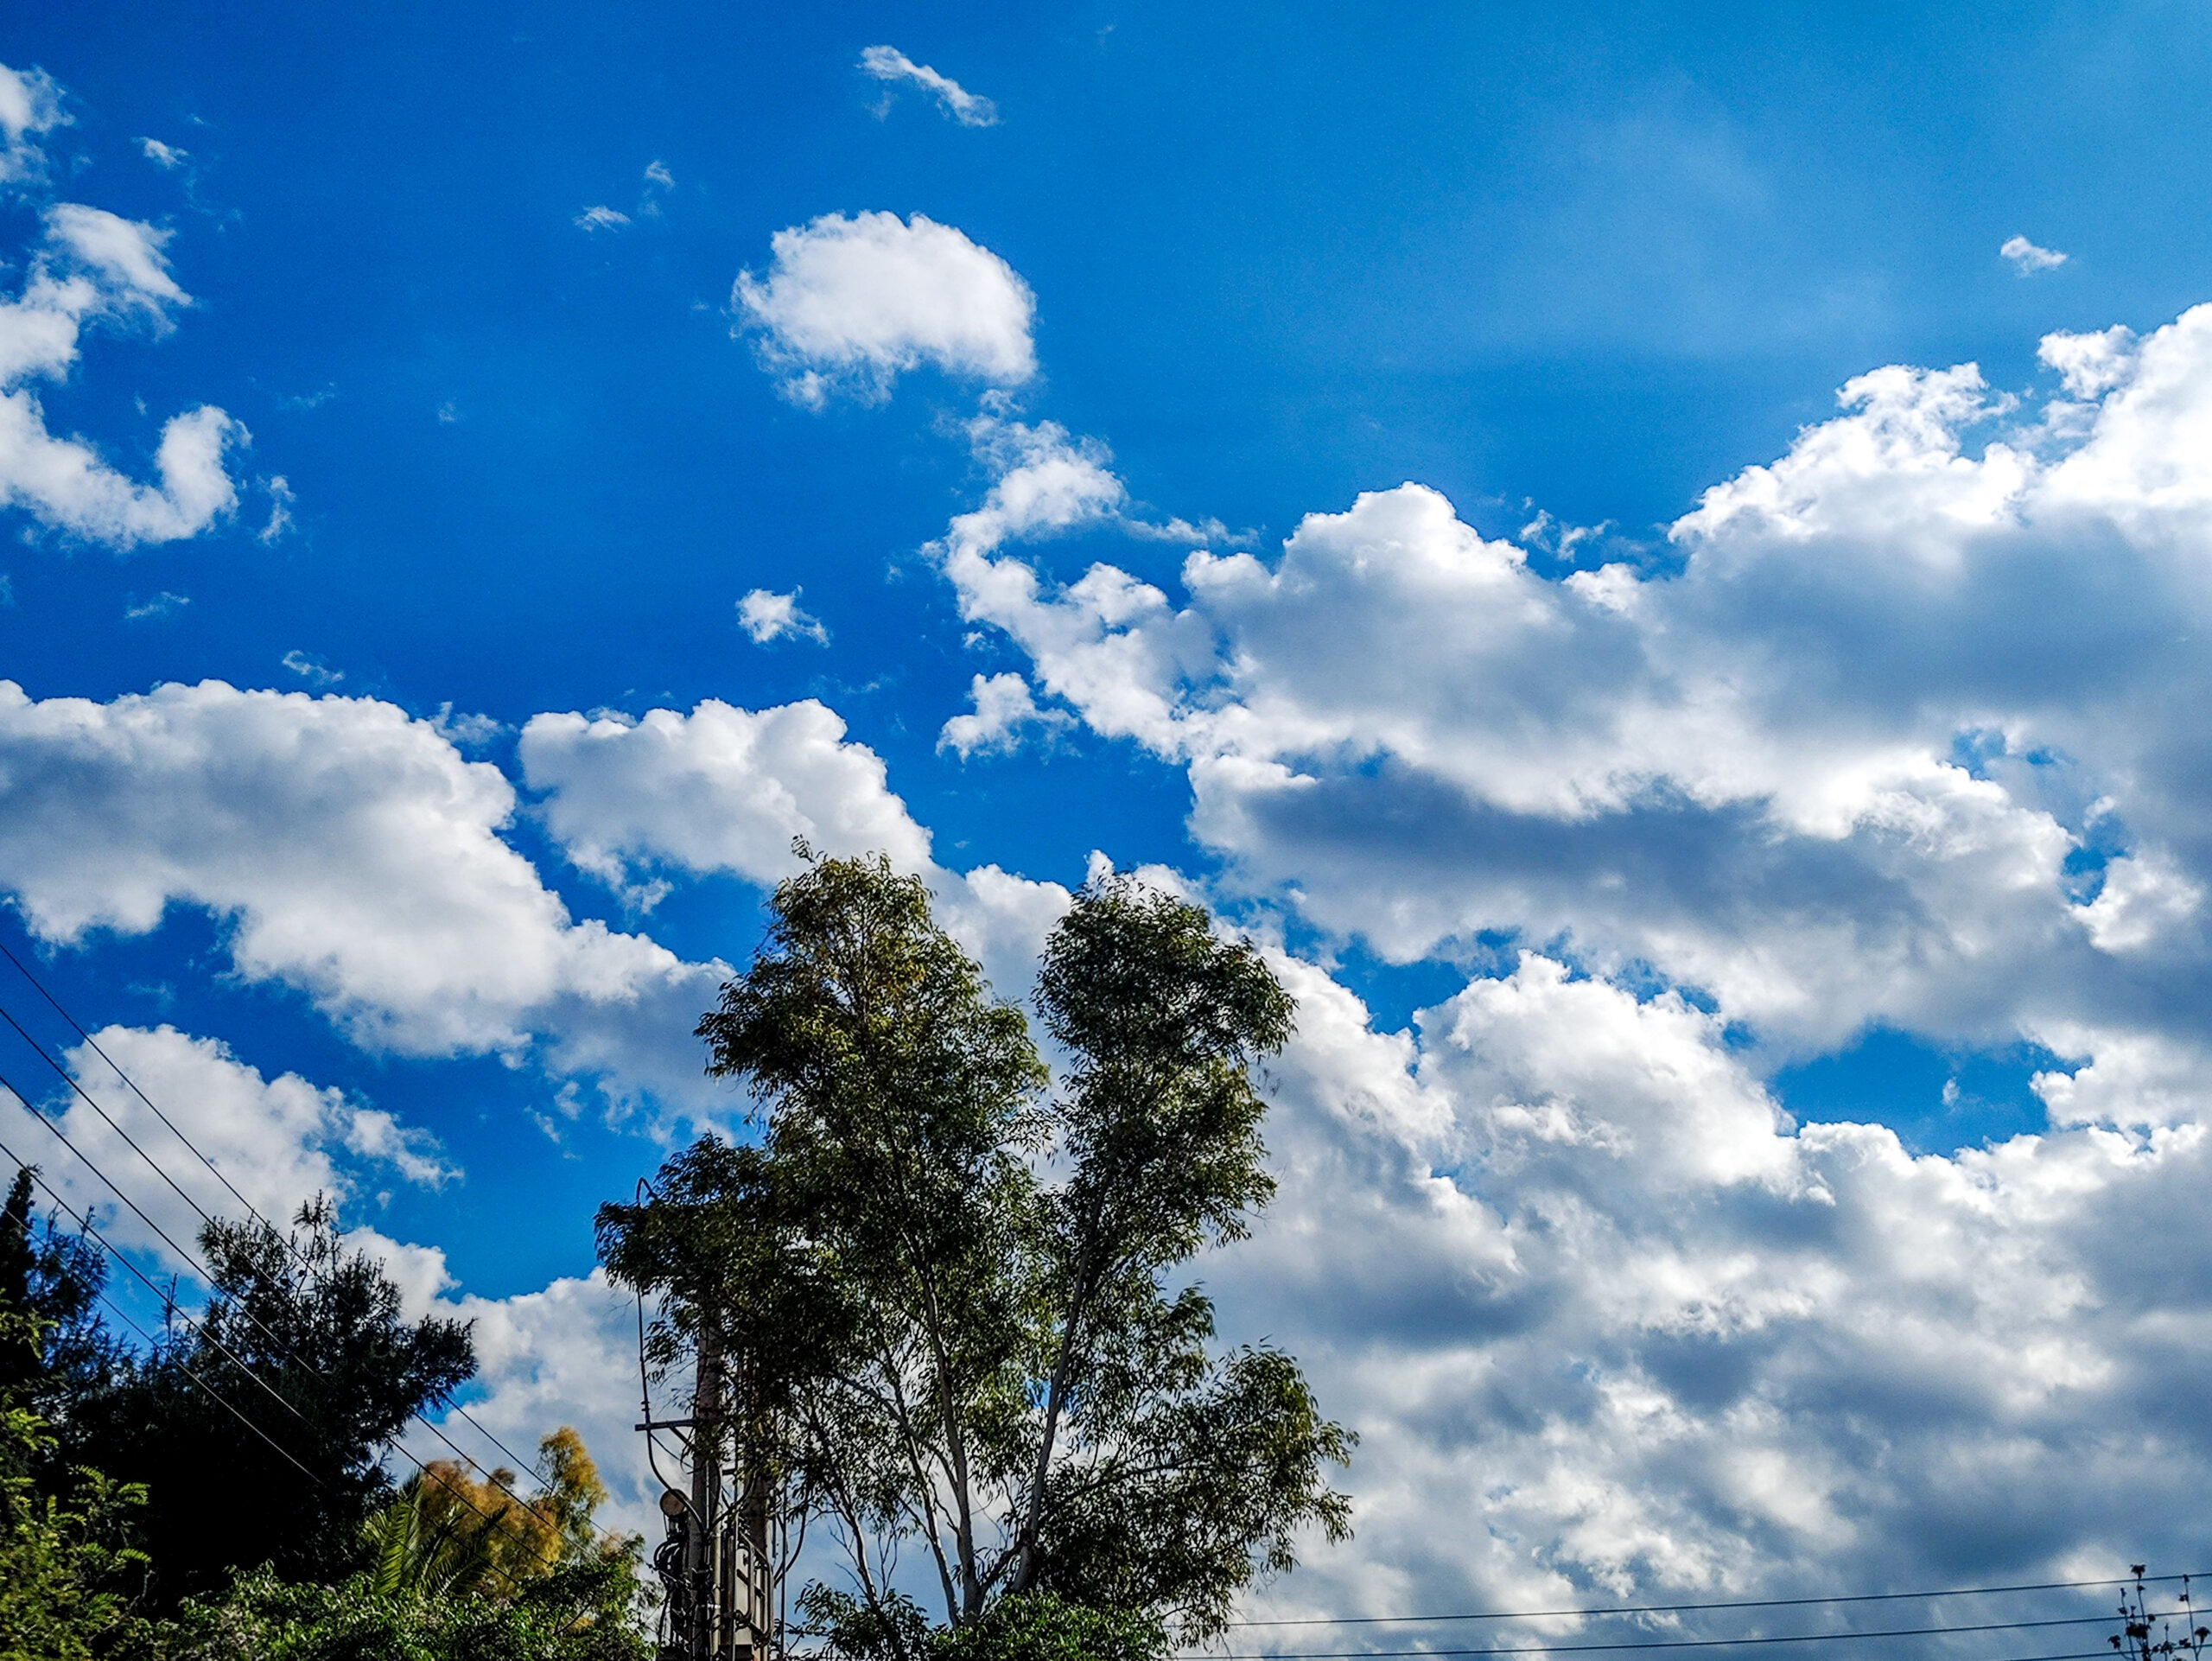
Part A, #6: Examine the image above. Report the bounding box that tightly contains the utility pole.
[688,1310,724,1661]
[643,1289,777,1661]
[730,1350,774,1661]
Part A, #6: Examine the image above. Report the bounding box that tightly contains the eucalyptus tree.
[597,851,1351,1658]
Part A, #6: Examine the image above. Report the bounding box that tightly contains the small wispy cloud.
[257,474,296,544]
[574,204,630,232]
[2001,234,2068,275]
[432,703,504,748]
[137,136,188,170]
[124,591,190,621]
[281,648,342,687]
[0,62,68,187]
[738,587,830,646]
[858,45,998,127]
[637,159,676,220]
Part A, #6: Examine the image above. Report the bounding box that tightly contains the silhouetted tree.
[67,1195,475,1608]
[0,1167,127,1430]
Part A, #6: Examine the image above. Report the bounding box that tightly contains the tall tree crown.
[600,853,1350,1658]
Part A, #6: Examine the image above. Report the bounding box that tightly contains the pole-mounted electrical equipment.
[639,1301,778,1661]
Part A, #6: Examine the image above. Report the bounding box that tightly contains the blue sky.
[9,0,2212,1619]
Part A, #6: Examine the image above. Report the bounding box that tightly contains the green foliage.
[360,1429,640,1602]
[932,1594,1166,1661]
[798,1586,1164,1661]
[65,1198,476,1607]
[159,1556,651,1661]
[0,1168,128,1430]
[0,1343,160,1661]
[599,852,1351,1651]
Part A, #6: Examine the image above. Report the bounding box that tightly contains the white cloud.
[1,1023,454,1279]
[409,1268,668,1544]
[574,205,630,232]
[644,159,673,190]
[930,302,2212,1057]
[280,648,341,685]
[2000,233,2069,274]
[2039,325,2136,399]
[0,677,1052,1130]
[1195,954,2212,1613]
[137,136,188,170]
[431,703,504,748]
[938,671,1066,759]
[0,680,726,1117]
[0,203,241,549]
[0,61,65,186]
[44,206,188,309]
[519,698,933,898]
[258,473,296,543]
[122,590,188,620]
[736,586,828,645]
[857,45,999,127]
[519,692,1073,1000]
[2072,850,2203,954]
[733,212,1035,406]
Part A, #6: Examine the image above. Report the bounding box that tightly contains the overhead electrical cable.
[1185,1610,2152,1659]
[0,938,626,1496]
[0,946,638,1554]
[1229,1573,2205,1627]
[1200,1653,2153,1661]
[5,1134,547,1601]
[0,1073,584,1596]
[0,1128,334,1444]
[0,935,291,1231]
[86,1282,327,1488]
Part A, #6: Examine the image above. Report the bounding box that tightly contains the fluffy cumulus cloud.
[938,671,1067,759]
[857,45,999,127]
[1198,951,2212,1618]
[736,586,828,646]
[0,197,242,548]
[859,285,2212,1607]
[0,1022,454,1281]
[0,676,1069,1127]
[518,695,1074,1000]
[518,697,933,899]
[733,212,1035,406]
[2001,233,2069,274]
[0,60,65,186]
[0,680,724,1115]
[934,305,2212,1065]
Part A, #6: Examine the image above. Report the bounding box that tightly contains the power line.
[2,1135,332,1465]
[1,1123,555,1602]
[0,935,278,1231]
[0,1058,325,1373]
[1230,1574,2196,1628]
[0,938,603,1491]
[0,1073,580,1599]
[86,1282,327,1490]
[0,946,633,1550]
[1185,1611,2146,1658]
